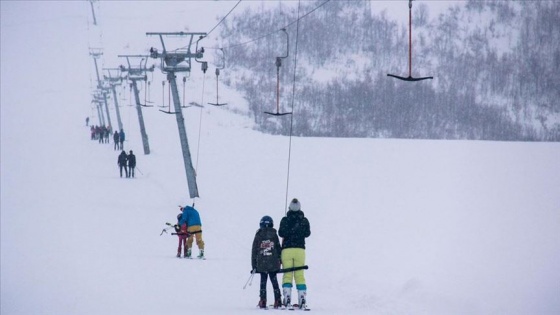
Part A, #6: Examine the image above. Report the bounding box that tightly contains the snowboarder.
[252,215,282,309]
[278,198,311,309]
[178,205,205,259]
[117,150,128,178]
[127,150,136,178]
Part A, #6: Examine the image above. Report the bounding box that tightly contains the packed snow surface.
[2,1,559,314]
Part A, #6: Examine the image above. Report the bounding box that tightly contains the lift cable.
[219,0,331,51]
[284,0,303,214]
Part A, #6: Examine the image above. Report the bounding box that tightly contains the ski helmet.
[260,215,273,228]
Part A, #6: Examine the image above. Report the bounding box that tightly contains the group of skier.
[88,124,126,153]
[251,198,311,310]
[113,129,126,150]
[90,125,111,143]
[173,205,205,259]
[169,198,310,309]
[117,150,136,178]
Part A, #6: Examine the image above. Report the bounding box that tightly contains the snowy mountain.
[220,1,560,140]
[2,1,560,315]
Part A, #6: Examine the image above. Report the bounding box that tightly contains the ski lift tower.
[118,55,155,155]
[91,98,103,126]
[89,48,113,128]
[146,31,206,199]
[103,68,125,133]
[92,90,107,126]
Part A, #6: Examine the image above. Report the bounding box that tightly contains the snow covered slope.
[2,2,560,314]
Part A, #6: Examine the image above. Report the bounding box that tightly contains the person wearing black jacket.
[278,198,311,309]
[127,150,136,178]
[252,215,282,309]
[117,150,128,178]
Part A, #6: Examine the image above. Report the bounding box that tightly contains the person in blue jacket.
[178,205,205,258]
[118,129,125,150]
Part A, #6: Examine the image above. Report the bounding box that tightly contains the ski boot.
[283,287,292,309]
[258,298,267,309]
[176,251,181,258]
[186,248,192,259]
[197,249,205,259]
[298,290,307,310]
[273,289,282,309]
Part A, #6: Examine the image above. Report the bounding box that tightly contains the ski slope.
[2,2,560,314]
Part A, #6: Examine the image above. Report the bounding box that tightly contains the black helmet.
[260,215,273,228]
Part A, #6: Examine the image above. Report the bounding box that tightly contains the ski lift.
[145,81,153,104]
[128,83,134,107]
[387,0,433,82]
[208,48,227,106]
[159,78,179,114]
[141,77,154,107]
[265,29,292,116]
[181,76,188,108]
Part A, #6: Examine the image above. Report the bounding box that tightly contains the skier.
[278,198,311,309]
[86,116,89,126]
[113,131,119,151]
[127,150,136,178]
[252,215,282,309]
[117,150,128,178]
[175,211,189,258]
[119,129,125,150]
[178,205,205,259]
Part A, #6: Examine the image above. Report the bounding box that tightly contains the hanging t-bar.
[387,0,433,82]
[265,29,292,116]
[208,48,227,106]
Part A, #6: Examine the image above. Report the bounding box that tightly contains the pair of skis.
[260,304,310,311]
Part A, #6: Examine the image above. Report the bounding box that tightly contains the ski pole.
[243,269,256,289]
[135,167,144,175]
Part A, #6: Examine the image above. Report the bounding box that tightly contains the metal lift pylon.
[90,48,113,127]
[146,31,207,199]
[118,55,155,155]
[103,68,125,132]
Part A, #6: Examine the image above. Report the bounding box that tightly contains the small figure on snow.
[127,150,136,178]
[86,116,89,126]
[113,131,120,151]
[178,205,205,259]
[117,150,128,178]
[278,198,311,309]
[174,212,189,258]
[252,215,282,309]
[119,129,125,150]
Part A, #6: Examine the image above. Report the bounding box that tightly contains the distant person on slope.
[113,131,120,151]
[119,129,125,150]
[117,150,128,178]
[278,198,311,309]
[252,215,282,309]
[127,150,136,178]
[174,211,189,258]
[178,205,205,259]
